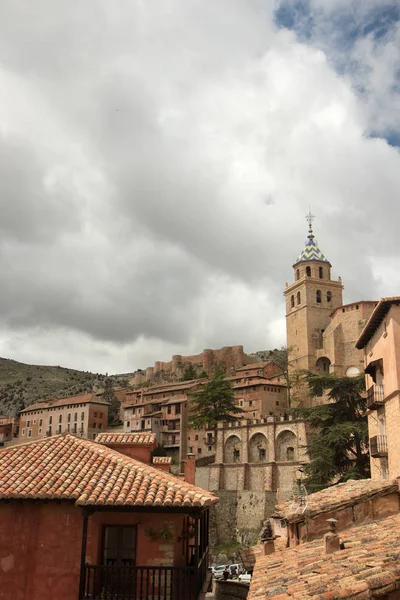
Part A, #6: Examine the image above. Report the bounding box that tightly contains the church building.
[284,213,377,402]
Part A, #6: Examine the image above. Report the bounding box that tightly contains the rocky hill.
[0,358,134,416]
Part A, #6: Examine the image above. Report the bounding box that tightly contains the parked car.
[213,564,230,579]
[229,563,244,577]
[238,570,252,583]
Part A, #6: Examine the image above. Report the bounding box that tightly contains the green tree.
[188,367,244,436]
[103,378,122,425]
[180,363,198,381]
[293,373,369,492]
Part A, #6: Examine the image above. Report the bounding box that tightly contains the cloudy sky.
[0,0,399,374]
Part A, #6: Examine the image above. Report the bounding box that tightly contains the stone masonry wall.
[215,580,250,600]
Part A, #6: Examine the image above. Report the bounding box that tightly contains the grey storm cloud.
[0,0,399,373]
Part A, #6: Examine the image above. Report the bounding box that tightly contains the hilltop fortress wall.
[131,345,257,385]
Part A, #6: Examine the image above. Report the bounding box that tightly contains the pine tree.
[188,367,244,432]
[180,363,198,381]
[293,373,369,492]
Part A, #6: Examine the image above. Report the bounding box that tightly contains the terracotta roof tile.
[21,393,108,413]
[277,478,398,520]
[153,456,172,464]
[95,432,157,446]
[0,434,218,509]
[248,513,400,599]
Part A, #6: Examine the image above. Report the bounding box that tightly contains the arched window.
[297,291,301,305]
[319,267,323,279]
[286,447,295,461]
[327,291,332,302]
[316,290,321,304]
[306,266,311,277]
[291,295,295,308]
[296,269,300,280]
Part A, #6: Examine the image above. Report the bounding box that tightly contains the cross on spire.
[305,208,315,239]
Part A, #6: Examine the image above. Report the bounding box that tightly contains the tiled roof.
[248,512,400,599]
[235,362,269,371]
[233,379,285,389]
[294,230,330,266]
[95,432,157,446]
[277,478,398,520]
[356,296,400,349]
[0,434,218,508]
[20,393,108,413]
[153,456,172,464]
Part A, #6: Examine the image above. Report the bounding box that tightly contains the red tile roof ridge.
[95,432,157,446]
[276,478,398,520]
[0,434,218,509]
[21,393,109,413]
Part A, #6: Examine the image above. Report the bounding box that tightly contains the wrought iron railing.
[369,435,388,457]
[82,564,197,600]
[366,384,384,409]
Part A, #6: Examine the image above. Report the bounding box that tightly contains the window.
[195,434,198,441]
[188,446,193,453]
[67,424,70,432]
[94,412,97,418]
[316,290,321,304]
[259,448,266,461]
[287,447,295,461]
[296,269,300,280]
[81,412,85,421]
[126,421,130,428]
[22,429,25,435]
[58,424,62,434]
[93,423,96,429]
[290,295,294,308]
[319,266,323,279]
[74,413,78,421]
[68,413,71,422]
[208,446,212,452]
[33,419,36,425]
[167,406,171,415]
[99,412,103,418]
[249,401,253,407]
[58,414,62,423]
[306,266,311,277]
[98,423,102,430]
[297,291,301,305]
[27,420,30,427]
[197,448,202,454]
[73,423,77,433]
[39,418,42,427]
[175,406,181,415]
[38,428,42,434]
[188,436,191,441]
[233,449,240,462]
[28,430,32,438]
[48,426,52,435]
[276,401,279,406]
[327,291,332,302]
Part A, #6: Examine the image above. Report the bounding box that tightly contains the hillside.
[0,358,134,416]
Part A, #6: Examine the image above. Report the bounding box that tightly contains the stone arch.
[276,430,297,461]
[316,356,331,373]
[249,432,268,463]
[224,434,241,463]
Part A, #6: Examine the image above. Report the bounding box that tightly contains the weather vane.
[305,207,315,236]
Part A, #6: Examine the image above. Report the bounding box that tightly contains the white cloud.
[0,1,399,372]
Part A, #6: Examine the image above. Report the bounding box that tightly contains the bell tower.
[284,212,343,373]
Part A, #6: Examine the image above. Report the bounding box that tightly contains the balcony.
[366,384,385,410]
[370,435,388,458]
[82,564,197,600]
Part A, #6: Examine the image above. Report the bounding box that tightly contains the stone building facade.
[356,297,400,481]
[284,217,377,404]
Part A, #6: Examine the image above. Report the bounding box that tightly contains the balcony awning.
[365,358,383,383]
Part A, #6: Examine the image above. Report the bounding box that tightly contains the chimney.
[324,518,340,554]
[261,520,276,555]
[184,453,196,485]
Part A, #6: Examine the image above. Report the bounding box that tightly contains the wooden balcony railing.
[82,564,197,600]
[366,384,385,410]
[369,435,388,458]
